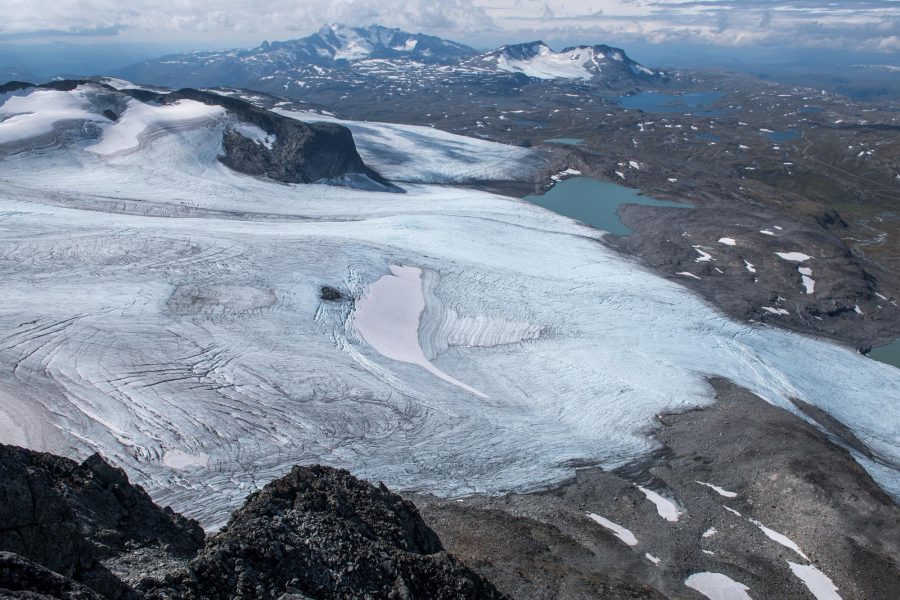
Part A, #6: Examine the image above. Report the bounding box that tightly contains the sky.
[0,1,898,75]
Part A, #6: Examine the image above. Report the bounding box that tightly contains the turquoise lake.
[525,177,691,236]
[869,339,900,370]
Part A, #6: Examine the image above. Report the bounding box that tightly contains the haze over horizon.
[2,1,899,57]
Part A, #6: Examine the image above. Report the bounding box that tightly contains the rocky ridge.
[0,445,503,600]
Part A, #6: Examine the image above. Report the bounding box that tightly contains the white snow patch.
[703,527,718,538]
[744,261,757,273]
[798,266,815,294]
[723,506,742,517]
[678,271,701,280]
[0,88,105,144]
[788,562,842,600]
[587,513,638,546]
[775,252,812,263]
[496,44,594,80]
[762,307,790,316]
[637,486,682,522]
[87,99,225,155]
[645,553,661,565]
[760,229,775,236]
[685,572,752,600]
[697,481,738,498]
[352,265,488,399]
[231,122,275,149]
[615,170,626,179]
[748,518,809,560]
[855,304,864,315]
[718,238,736,246]
[694,246,714,262]
[629,160,641,170]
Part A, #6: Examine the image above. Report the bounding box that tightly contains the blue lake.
[768,130,799,142]
[525,176,691,236]
[617,92,724,115]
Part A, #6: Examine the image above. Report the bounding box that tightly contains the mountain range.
[117,24,665,95]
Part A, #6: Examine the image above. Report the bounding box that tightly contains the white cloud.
[0,0,898,53]
[0,0,496,36]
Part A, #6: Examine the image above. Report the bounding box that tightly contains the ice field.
[1,87,898,527]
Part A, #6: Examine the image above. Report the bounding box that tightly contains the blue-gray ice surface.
[0,87,897,527]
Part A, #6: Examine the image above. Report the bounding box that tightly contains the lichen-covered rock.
[157,465,507,600]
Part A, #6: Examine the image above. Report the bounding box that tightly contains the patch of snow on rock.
[587,513,638,546]
[685,572,752,600]
[775,252,812,263]
[788,562,842,600]
[697,481,738,498]
[718,238,736,246]
[637,486,682,522]
[694,246,714,262]
[748,518,809,560]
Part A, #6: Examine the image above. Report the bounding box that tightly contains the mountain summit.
[117,24,662,92]
[472,41,661,81]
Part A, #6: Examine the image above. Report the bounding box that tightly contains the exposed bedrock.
[162,88,403,192]
[0,445,505,600]
[411,379,900,600]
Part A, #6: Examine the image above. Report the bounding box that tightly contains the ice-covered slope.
[475,41,661,81]
[0,102,897,529]
[274,109,541,183]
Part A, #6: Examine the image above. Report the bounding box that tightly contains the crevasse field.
[1,87,898,527]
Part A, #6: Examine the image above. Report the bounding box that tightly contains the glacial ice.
[0,93,898,528]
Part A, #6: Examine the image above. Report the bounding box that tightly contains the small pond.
[868,338,900,370]
[545,138,584,145]
[767,129,799,142]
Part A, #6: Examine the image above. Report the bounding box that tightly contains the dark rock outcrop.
[0,552,103,600]
[0,445,505,600]
[0,445,204,598]
[151,465,505,600]
[160,89,402,192]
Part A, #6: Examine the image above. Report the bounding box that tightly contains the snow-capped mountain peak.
[479,41,662,81]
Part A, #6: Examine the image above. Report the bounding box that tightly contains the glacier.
[0,88,898,528]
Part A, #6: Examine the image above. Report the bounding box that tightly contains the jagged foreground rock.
[0,446,504,600]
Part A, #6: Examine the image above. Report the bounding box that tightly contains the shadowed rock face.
[162,88,403,192]
[0,446,505,600]
[0,445,204,598]
[156,465,506,600]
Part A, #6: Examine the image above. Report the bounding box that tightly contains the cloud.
[0,0,898,54]
[0,0,496,36]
